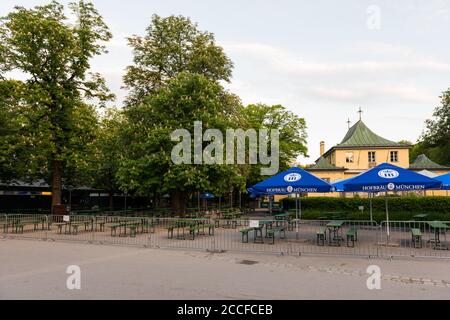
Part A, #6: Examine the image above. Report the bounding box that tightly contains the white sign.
[284,173,301,182]
[358,206,364,211]
[63,215,70,222]
[249,220,260,228]
[378,169,399,179]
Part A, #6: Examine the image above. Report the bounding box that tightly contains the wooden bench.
[240,227,254,243]
[411,228,423,248]
[346,228,358,247]
[266,226,286,245]
[316,227,326,246]
[0,222,7,233]
[54,222,67,234]
[110,223,123,237]
[13,222,24,234]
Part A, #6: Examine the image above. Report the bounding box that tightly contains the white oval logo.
[387,183,395,190]
[378,169,399,179]
[287,186,293,193]
[284,173,301,182]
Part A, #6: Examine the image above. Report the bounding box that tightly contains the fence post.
[44,215,48,240]
[92,216,95,243]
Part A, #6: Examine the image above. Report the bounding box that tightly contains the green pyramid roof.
[409,154,450,170]
[337,120,403,147]
[308,156,345,171]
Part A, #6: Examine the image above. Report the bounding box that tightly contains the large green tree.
[118,72,245,214]
[90,108,124,209]
[241,103,308,185]
[417,89,450,165]
[0,1,113,211]
[123,14,233,106]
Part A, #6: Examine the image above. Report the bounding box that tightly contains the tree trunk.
[51,160,62,213]
[170,190,186,216]
[108,191,114,210]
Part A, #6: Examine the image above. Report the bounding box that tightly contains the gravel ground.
[0,239,449,299]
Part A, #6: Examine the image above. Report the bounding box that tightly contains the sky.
[1,0,449,164]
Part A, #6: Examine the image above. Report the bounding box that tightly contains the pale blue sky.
[1,0,449,163]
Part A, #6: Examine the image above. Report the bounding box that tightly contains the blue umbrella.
[251,167,332,239]
[200,192,215,199]
[332,175,375,222]
[342,163,441,238]
[436,172,450,190]
[247,187,266,198]
[251,167,332,195]
[332,176,356,192]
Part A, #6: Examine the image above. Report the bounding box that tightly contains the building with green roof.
[305,117,449,197]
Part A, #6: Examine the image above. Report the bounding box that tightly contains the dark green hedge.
[280,196,450,214]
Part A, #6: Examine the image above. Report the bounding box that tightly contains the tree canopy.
[0,4,310,213]
[0,0,114,210]
[123,14,233,106]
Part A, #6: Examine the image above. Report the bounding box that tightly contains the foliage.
[123,14,233,106]
[0,1,113,206]
[417,89,450,165]
[281,196,450,216]
[117,72,246,212]
[241,104,308,185]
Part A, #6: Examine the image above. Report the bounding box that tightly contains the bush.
[280,196,450,221]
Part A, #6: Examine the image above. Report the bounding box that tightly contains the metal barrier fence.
[1,214,449,259]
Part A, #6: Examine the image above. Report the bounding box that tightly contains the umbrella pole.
[385,192,390,242]
[295,193,299,240]
[197,192,200,213]
[369,193,373,224]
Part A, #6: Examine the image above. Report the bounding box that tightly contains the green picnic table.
[273,213,289,220]
[326,220,345,246]
[427,221,449,250]
[413,214,429,221]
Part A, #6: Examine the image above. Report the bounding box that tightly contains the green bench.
[316,227,326,246]
[266,226,286,245]
[189,224,215,240]
[240,227,254,243]
[346,228,358,247]
[411,228,423,248]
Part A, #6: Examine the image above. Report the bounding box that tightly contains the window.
[368,151,376,163]
[390,151,398,162]
[345,152,354,163]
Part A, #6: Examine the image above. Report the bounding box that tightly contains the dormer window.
[345,152,354,163]
[390,151,398,162]
[368,151,376,163]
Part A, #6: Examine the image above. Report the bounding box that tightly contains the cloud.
[304,84,437,104]
[222,41,450,76]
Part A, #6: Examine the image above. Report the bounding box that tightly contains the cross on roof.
[347,118,351,129]
[357,107,363,121]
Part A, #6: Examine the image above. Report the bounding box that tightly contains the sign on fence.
[249,220,260,228]
[63,215,70,222]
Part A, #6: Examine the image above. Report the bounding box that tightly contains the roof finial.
[357,107,363,121]
[347,118,351,129]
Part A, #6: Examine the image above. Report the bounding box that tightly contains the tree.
[241,104,308,185]
[0,80,23,181]
[90,108,124,209]
[0,1,114,211]
[117,72,245,214]
[123,14,233,106]
[418,89,450,165]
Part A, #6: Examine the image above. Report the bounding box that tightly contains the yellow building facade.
[305,120,450,197]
